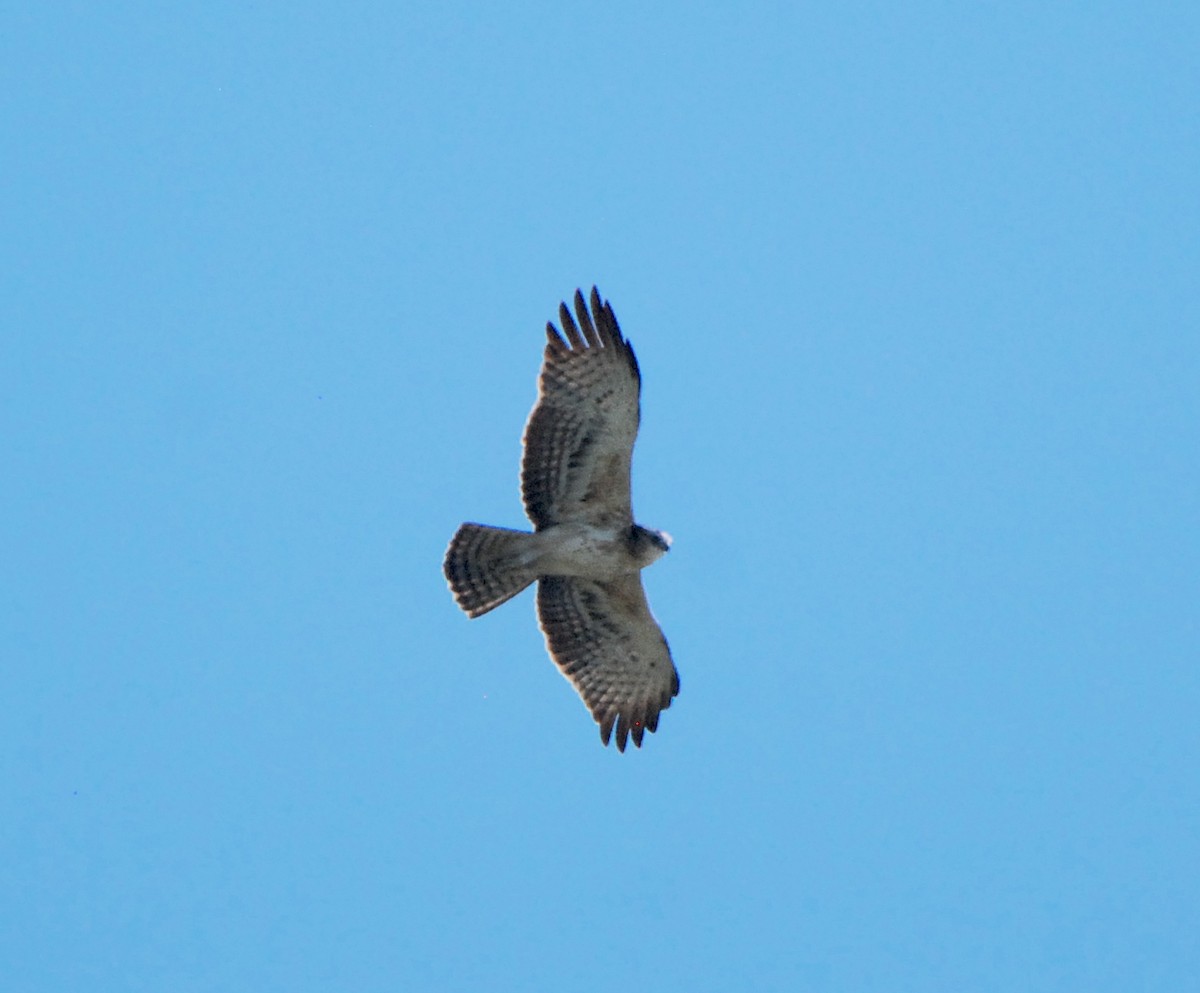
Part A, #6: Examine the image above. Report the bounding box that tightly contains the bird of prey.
[444,287,678,751]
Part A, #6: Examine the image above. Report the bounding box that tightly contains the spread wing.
[537,574,679,751]
[521,287,641,530]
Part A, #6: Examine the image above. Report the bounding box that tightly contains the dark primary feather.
[521,287,642,531]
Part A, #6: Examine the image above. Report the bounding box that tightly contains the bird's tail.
[443,523,537,618]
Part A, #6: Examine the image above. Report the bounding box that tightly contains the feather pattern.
[537,574,679,751]
[521,287,641,531]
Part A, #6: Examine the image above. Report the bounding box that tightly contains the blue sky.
[3,3,1197,990]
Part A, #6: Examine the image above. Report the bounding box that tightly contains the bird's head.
[630,524,672,566]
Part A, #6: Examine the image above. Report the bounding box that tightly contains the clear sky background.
[3,3,1197,990]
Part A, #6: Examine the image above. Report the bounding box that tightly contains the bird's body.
[529,522,669,579]
[443,287,678,751]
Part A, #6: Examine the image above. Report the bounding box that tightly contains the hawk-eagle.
[443,287,678,751]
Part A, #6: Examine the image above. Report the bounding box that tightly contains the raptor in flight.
[444,287,678,751]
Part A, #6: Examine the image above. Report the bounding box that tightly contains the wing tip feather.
[544,287,638,378]
[574,289,602,348]
[558,301,585,349]
[592,688,677,753]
